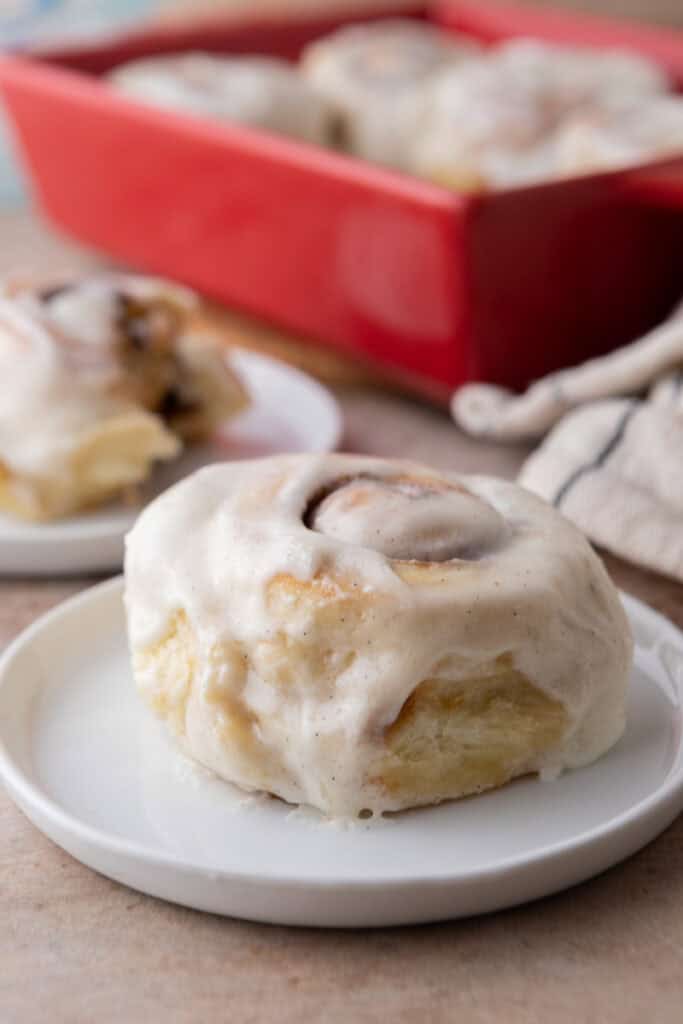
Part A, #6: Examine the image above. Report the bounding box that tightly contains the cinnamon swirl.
[124,454,632,817]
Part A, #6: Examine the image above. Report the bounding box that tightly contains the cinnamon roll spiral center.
[307,474,507,562]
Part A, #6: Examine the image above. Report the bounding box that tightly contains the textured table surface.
[1,210,683,1024]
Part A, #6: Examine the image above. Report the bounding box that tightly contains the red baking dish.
[2,1,683,399]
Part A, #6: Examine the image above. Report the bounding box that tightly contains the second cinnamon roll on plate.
[0,272,248,522]
[0,277,341,574]
[125,454,632,818]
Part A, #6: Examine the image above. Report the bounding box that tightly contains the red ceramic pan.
[2,1,683,399]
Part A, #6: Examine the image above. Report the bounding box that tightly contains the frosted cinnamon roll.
[410,58,553,190]
[0,273,247,521]
[490,39,668,115]
[412,39,670,190]
[552,93,683,178]
[125,454,632,818]
[109,54,337,147]
[300,19,478,169]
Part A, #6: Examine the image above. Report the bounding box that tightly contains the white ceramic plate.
[1,579,682,928]
[0,350,342,576]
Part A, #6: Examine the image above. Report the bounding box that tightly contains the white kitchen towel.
[451,300,683,442]
[520,383,683,581]
[451,303,683,582]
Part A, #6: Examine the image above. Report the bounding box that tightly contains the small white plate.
[0,350,341,576]
[1,579,682,928]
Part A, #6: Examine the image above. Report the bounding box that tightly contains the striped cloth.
[451,306,683,582]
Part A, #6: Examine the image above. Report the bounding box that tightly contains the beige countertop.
[1,210,683,1024]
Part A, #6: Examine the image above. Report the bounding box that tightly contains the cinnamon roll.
[300,19,478,170]
[411,39,670,189]
[125,454,632,818]
[0,273,247,521]
[552,93,683,179]
[109,54,337,147]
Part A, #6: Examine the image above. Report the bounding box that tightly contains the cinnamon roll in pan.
[125,455,632,818]
[410,39,671,190]
[552,94,683,179]
[110,54,337,147]
[300,20,478,170]
[0,274,247,521]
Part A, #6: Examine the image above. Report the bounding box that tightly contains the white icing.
[553,93,683,176]
[0,273,191,478]
[125,454,633,817]
[490,39,667,114]
[30,273,196,356]
[112,30,678,188]
[411,38,672,187]
[301,19,478,169]
[110,54,336,146]
[0,299,121,476]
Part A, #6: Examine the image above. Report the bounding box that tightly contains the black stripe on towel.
[553,401,640,508]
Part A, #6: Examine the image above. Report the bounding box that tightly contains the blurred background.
[108,1,683,28]
[2,0,682,207]
[153,2,683,27]
[1,0,682,47]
